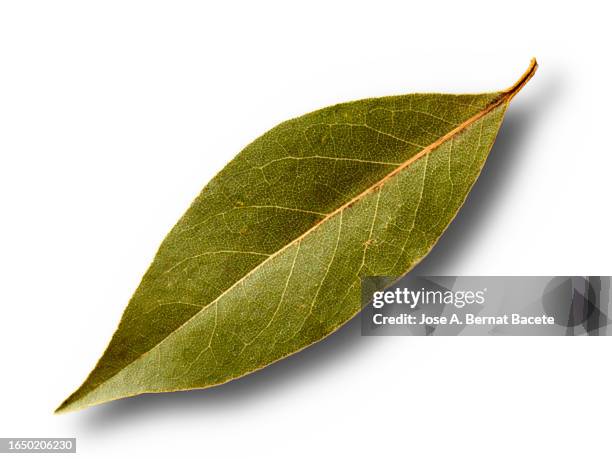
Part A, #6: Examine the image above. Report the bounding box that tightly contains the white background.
[1,1,611,457]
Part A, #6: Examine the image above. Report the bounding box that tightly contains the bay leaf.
[57,59,537,412]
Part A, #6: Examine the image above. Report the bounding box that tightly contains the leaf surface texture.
[57,60,537,412]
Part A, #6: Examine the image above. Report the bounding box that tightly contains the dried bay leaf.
[57,60,537,412]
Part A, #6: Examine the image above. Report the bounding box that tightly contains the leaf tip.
[53,404,68,415]
[54,398,73,415]
[54,391,85,414]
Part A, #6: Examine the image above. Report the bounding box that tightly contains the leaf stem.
[503,58,538,101]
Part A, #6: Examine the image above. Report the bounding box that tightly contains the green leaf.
[57,59,537,413]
